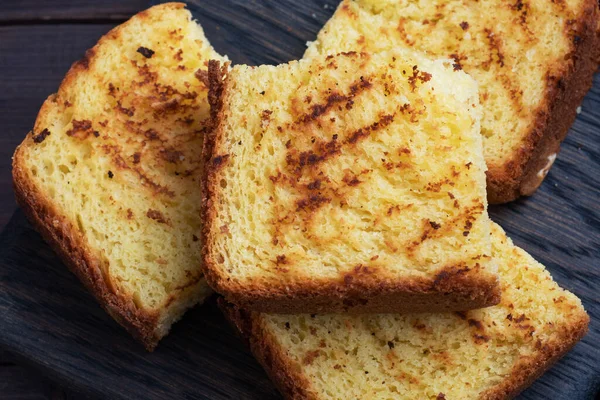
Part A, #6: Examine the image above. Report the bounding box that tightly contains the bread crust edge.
[218,299,317,400]
[480,310,589,399]
[12,132,162,351]
[488,0,600,203]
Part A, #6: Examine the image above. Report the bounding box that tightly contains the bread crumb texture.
[206,50,497,298]
[253,223,589,399]
[17,3,225,318]
[305,0,598,191]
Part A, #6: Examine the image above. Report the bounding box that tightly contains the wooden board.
[0,1,146,22]
[1,0,599,398]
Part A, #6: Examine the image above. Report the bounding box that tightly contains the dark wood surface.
[0,0,599,399]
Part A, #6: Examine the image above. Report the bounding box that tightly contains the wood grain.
[0,1,146,23]
[0,0,599,399]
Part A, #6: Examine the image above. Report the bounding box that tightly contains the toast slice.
[203,50,500,314]
[221,223,589,400]
[305,0,600,203]
[12,3,227,350]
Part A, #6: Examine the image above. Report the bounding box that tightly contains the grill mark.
[346,114,395,144]
[483,28,505,68]
[293,76,372,125]
[397,18,416,46]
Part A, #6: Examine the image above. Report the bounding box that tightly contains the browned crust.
[9,2,195,351]
[218,299,316,400]
[488,0,600,203]
[201,61,500,314]
[12,130,161,350]
[220,300,589,400]
[481,311,589,399]
[206,266,500,314]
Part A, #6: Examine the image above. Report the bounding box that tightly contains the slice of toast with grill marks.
[12,3,227,350]
[203,50,500,314]
[305,0,600,203]
[220,223,589,400]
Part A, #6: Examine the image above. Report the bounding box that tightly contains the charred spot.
[512,0,525,11]
[32,128,51,144]
[116,101,135,117]
[174,49,183,61]
[137,46,155,58]
[484,28,505,67]
[66,120,99,140]
[144,129,160,141]
[307,179,322,190]
[574,35,581,45]
[296,194,331,212]
[450,53,467,71]
[286,138,341,174]
[429,220,442,230]
[275,255,288,265]
[473,333,490,344]
[107,171,114,179]
[295,77,372,125]
[132,153,141,164]
[460,21,469,30]
[285,322,290,330]
[437,393,446,400]
[408,65,432,92]
[447,192,455,200]
[514,314,527,323]
[261,109,273,122]
[160,148,184,164]
[347,114,394,144]
[212,154,230,167]
[146,209,168,224]
[387,341,395,349]
[108,83,117,97]
[468,319,484,330]
[305,95,312,104]
[126,209,133,219]
[192,235,199,242]
[342,174,361,187]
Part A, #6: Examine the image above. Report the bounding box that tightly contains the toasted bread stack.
[221,223,589,399]
[12,1,594,398]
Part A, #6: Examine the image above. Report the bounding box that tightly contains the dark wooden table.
[1,1,599,399]
[0,2,146,398]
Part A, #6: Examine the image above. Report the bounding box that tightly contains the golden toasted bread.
[12,3,226,350]
[221,223,589,400]
[305,0,600,203]
[203,50,500,314]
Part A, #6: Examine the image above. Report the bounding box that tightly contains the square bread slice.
[221,223,589,400]
[12,3,227,350]
[203,50,500,314]
[304,0,600,203]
